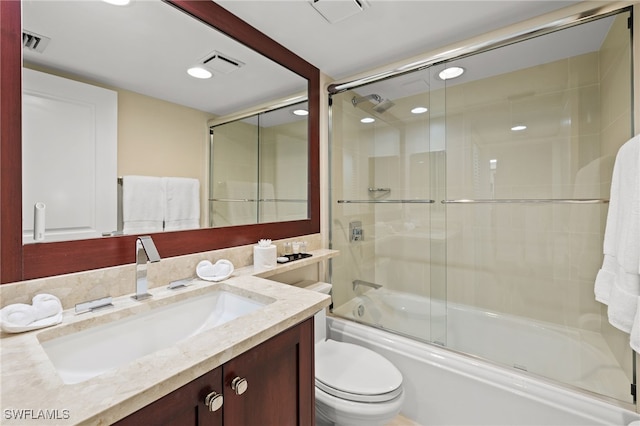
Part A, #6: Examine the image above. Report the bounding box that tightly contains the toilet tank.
[303,281,332,343]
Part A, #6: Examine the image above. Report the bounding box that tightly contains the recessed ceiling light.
[292,109,309,116]
[101,0,131,5]
[511,125,527,131]
[438,66,465,80]
[411,106,428,114]
[187,67,212,79]
[361,117,375,124]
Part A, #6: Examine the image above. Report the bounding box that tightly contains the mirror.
[210,100,309,227]
[21,0,308,243]
[0,0,320,283]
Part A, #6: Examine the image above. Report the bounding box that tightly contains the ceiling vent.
[22,30,51,53]
[199,51,244,74]
[310,0,368,24]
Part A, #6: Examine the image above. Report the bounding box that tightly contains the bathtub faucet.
[133,235,161,301]
[353,279,382,292]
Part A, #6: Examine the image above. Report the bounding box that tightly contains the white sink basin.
[39,290,268,384]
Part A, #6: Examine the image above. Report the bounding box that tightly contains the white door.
[22,68,117,243]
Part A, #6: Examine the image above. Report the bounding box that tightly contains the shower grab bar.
[368,187,391,193]
[441,198,609,204]
[353,279,382,291]
[338,199,435,204]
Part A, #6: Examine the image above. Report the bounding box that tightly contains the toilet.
[311,282,404,426]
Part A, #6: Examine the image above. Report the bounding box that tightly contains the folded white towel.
[164,177,200,231]
[32,293,62,321]
[594,135,640,337]
[122,175,165,234]
[1,303,37,327]
[196,259,234,282]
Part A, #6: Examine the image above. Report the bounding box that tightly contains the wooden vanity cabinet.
[114,318,314,426]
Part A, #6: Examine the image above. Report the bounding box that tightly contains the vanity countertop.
[0,249,337,425]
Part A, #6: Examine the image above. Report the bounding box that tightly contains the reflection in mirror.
[210,101,309,227]
[21,0,307,244]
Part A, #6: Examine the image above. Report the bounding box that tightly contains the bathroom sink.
[39,289,268,384]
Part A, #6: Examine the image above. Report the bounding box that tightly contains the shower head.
[372,99,395,113]
[352,94,395,113]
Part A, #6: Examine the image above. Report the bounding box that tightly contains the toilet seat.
[315,340,403,403]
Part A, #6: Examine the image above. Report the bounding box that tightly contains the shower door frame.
[327,1,637,411]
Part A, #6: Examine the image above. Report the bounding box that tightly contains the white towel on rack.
[122,176,164,234]
[594,134,640,340]
[164,177,200,231]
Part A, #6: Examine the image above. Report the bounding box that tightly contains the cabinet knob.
[204,391,224,412]
[231,376,248,395]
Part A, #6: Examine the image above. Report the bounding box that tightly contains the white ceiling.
[22,0,590,118]
[217,0,582,81]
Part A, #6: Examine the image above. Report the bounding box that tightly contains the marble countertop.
[0,251,336,425]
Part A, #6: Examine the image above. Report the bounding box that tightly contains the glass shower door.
[330,69,446,344]
[329,7,635,405]
[439,10,634,403]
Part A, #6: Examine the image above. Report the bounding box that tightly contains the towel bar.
[337,199,435,204]
[442,199,609,204]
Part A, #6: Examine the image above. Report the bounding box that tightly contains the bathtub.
[330,289,639,425]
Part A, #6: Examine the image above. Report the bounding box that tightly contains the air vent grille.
[310,0,368,24]
[22,30,50,53]
[199,51,244,74]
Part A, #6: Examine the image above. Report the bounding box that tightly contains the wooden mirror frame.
[0,0,320,283]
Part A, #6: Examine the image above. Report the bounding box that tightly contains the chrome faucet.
[133,236,161,301]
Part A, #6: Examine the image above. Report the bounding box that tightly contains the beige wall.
[117,90,212,226]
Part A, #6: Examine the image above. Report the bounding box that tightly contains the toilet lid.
[315,340,403,403]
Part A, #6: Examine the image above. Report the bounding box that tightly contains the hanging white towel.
[164,177,200,231]
[122,175,164,234]
[594,135,640,344]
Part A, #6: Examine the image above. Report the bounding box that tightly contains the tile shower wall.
[598,13,634,381]
[210,116,308,227]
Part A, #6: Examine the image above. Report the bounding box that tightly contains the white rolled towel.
[32,294,62,321]
[0,303,37,327]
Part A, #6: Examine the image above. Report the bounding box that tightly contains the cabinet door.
[223,318,314,426]
[114,367,223,426]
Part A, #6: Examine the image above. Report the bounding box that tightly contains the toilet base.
[315,386,404,426]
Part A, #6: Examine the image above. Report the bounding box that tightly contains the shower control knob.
[231,376,248,395]
[204,391,223,412]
